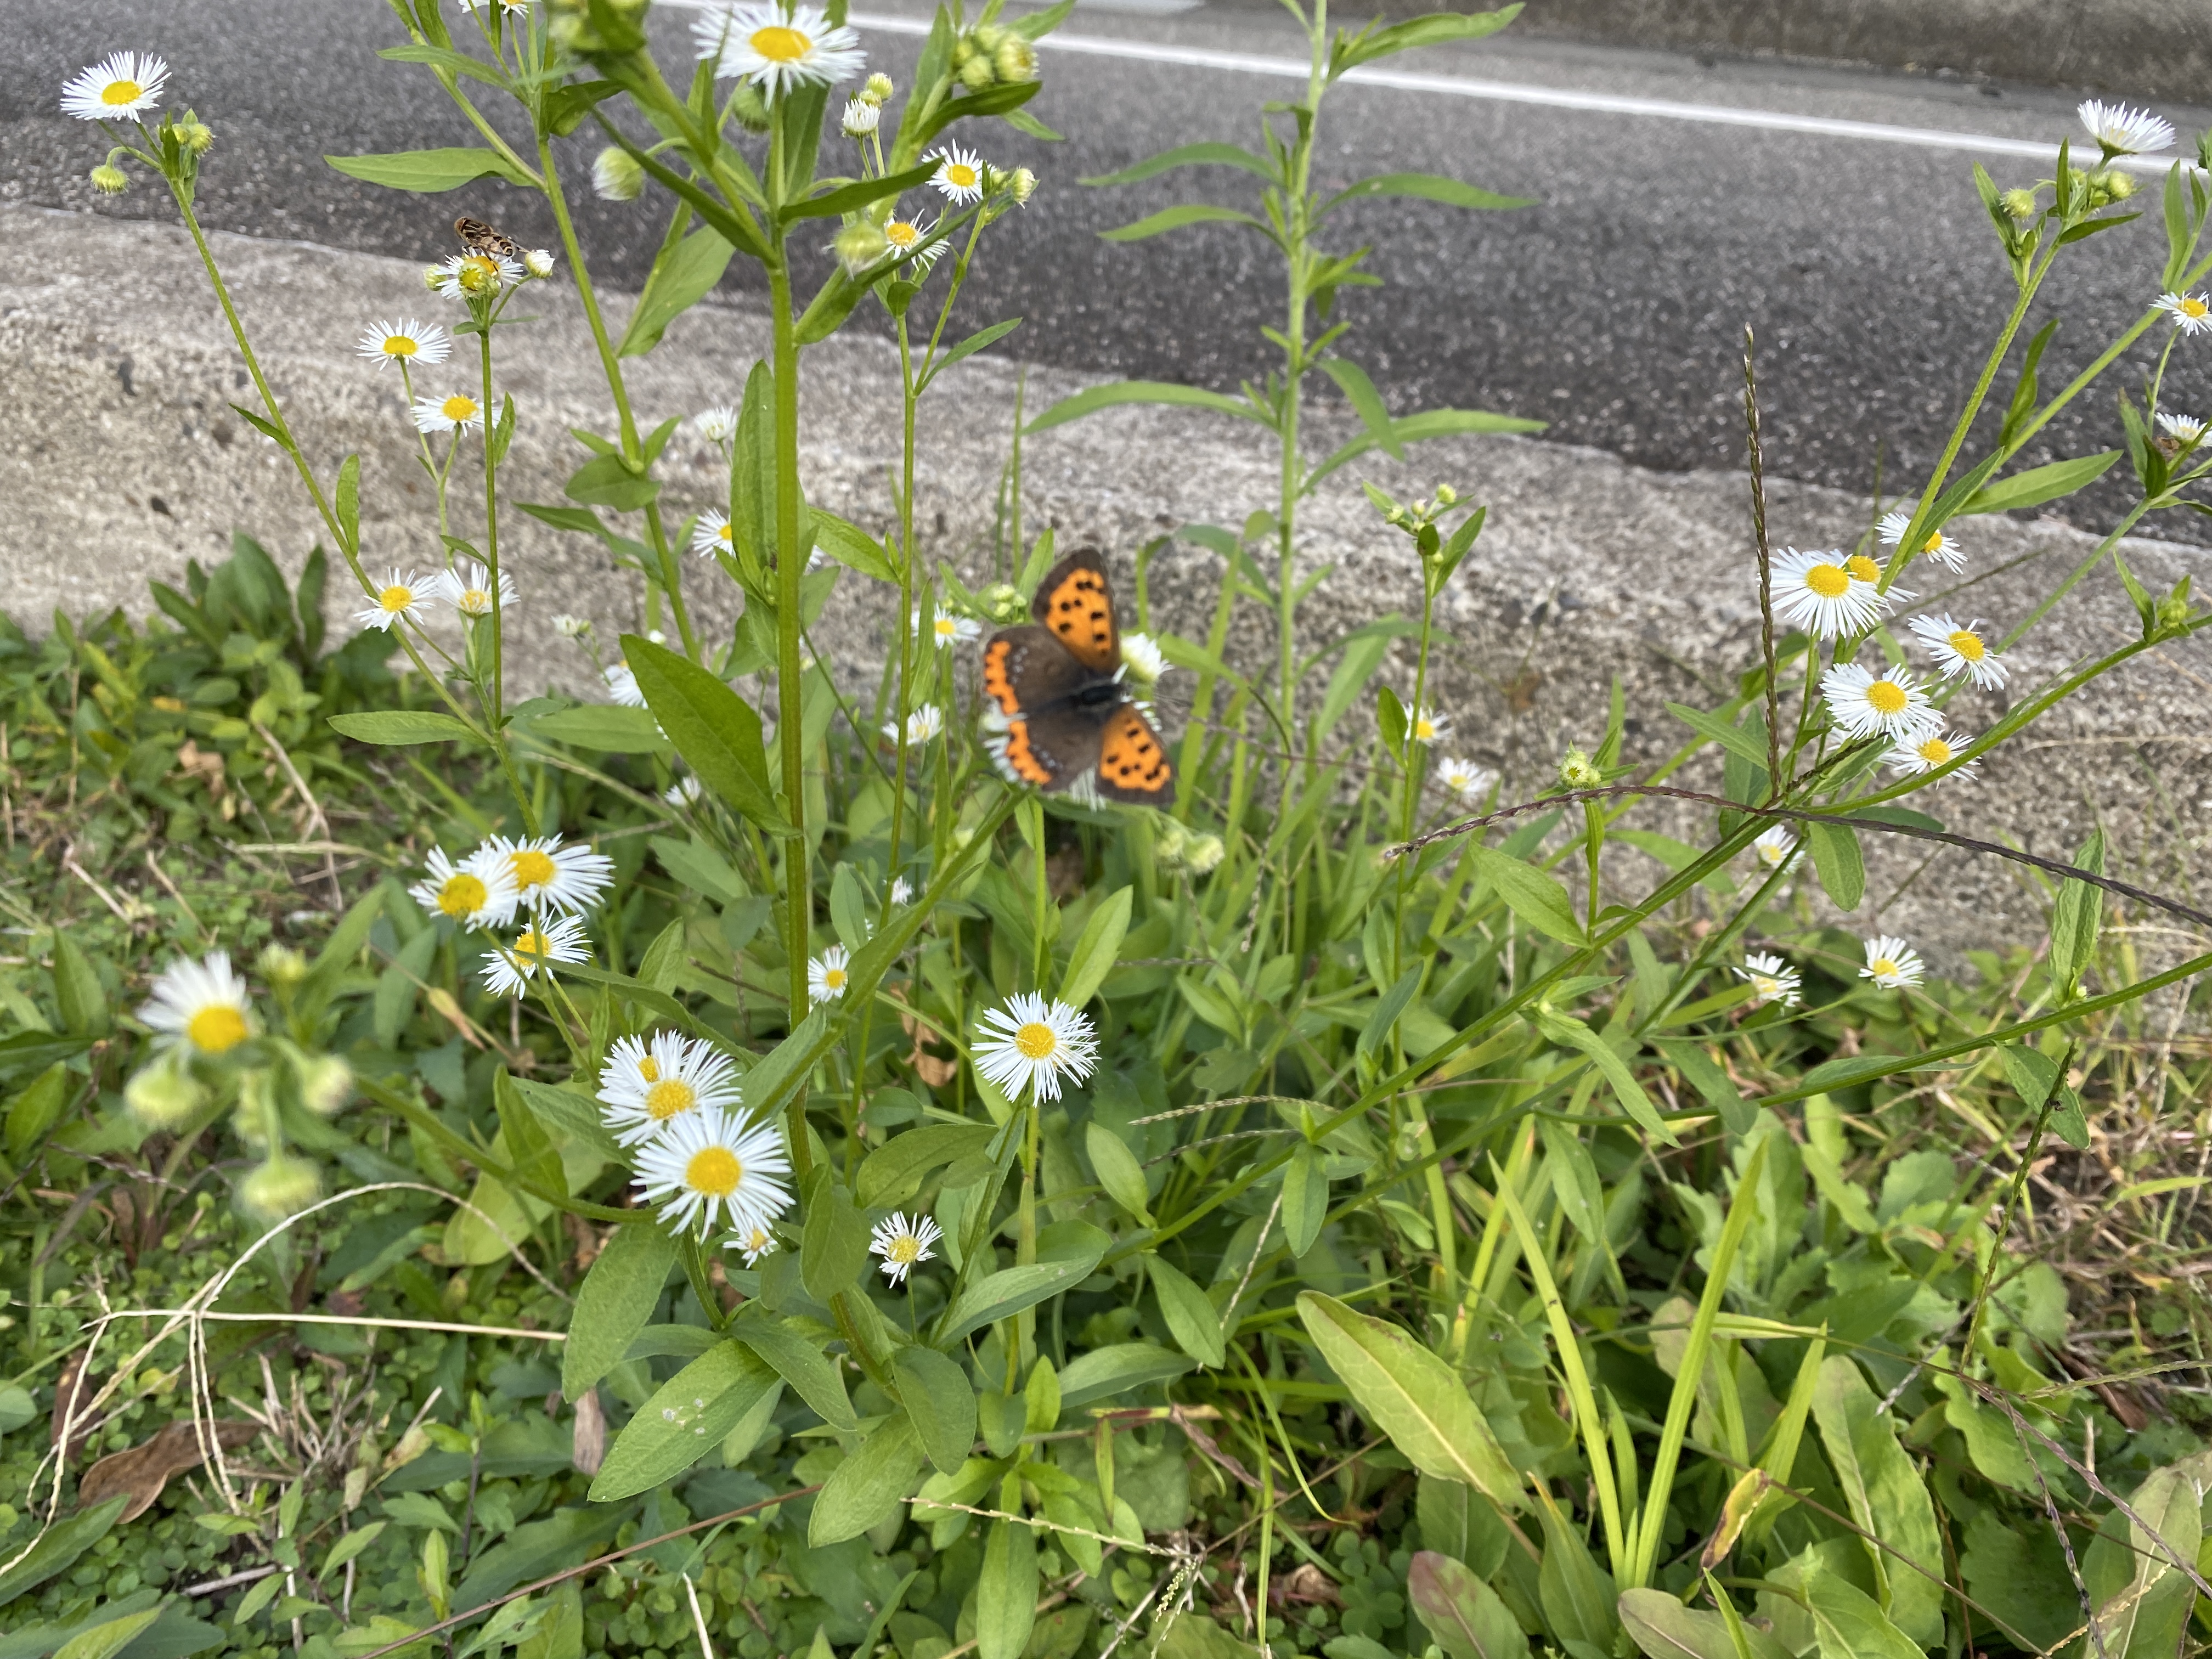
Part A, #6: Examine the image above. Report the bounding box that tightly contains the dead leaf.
[899,1011,958,1088]
[571,1387,607,1476]
[174,741,225,791]
[52,1352,96,1456]
[326,1289,365,1319]
[1267,1564,1341,1608]
[77,1419,259,1522]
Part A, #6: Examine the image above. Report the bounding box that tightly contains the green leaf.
[781,161,940,224]
[1664,702,1769,770]
[1331,7,1520,76]
[1467,846,1583,946]
[856,1123,997,1210]
[1812,1358,1945,1645]
[1059,887,1135,1009]
[1407,1551,1526,1659]
[1321,359,1404,459]
[1324,173,1532,216]
[565,453,660,512]
[2049,828,2106,996]
[893,1347,978,1476]
[618,227,736,359]
[325,148,534,191]
[1618,1589,1787,1659]
[1054,1342,1195,1409]
[1087,1121,1153,1223]
[1804,821,1865,912]
[329,710,477,747]
[742,1009,832,1121]
[520,704,670,755]
[977,1510,1040,1659]
[1281,1142,1329,1256]
[1996,1042,2059,1110]
[0,1497,127,1609]
[1149,1257,1224,1367]
[1079,142,1276,187]
[52,1609,161,1659]
[1791,1567,1924,1659]
[335,453,361,555]
[452,1504,631,1613]
[731,1314,856,1431]
[50,936,109,1039]
[1294,1293,1521,1508]
[1651,1040,1756,1137]
[915,318,1026,393]
[809,1412,928,1544]
[561,1223,678,1400]
[799,1172,872,1305]
[1026,380,1267,437]
[322,1521,390,1577]
[811,511,898,583]
[938,1225,1109,1344]
[1099,203,1267,243]
[4,1065,74,1162]
[1961,449,2120,515]
[589,1341,778,1501]
[1359,964,1425,1060]
[622,636,787,832]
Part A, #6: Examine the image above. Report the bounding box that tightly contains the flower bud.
[126,1056,206,1130]
[422,264,445,292]
[89,163,128,197]
[591,146,644,202]
[865,72,894,103]
[1008,167,1037,206]
[298,1054,353,1117]
[958,52,994,91]
[979,582,1026,624]
[1558,746,1602,789]
[178,114,215,155]
[553,613,591,638]
[729,82,774,133]
[994,36,1039,83]
[524,248,555,278]
[2000,187,2039,221]
[842,97,881,138]
[256,944,308,988]
[241,1155,321,1222]
[1153,821,1189,867]
[834,220,889,276]
[1184,834,1225,876]
[1435,483,1458,506]
[2100,170,2137,202]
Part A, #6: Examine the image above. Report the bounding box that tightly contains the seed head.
[298,1054,353,1116]
[241,1155,321,1221]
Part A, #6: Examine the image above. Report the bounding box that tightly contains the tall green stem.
[769,231,812,1178]
[1275,2,1325,724]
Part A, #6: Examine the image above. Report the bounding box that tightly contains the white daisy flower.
[664,775,702,808]
[2157,411,2205,445]
[433,561,516,619]
[693,3,866,97]
[808,945,852,1006]
[481,915,591,998]
[973,992,1099,1104]
[1119,632,1168,685]
[928,145,987,205]
[918,603,978,650]
[1884,725,1981,783]
[356,318,450,371]
[841,97,879,137]
[61,52,169,121]
[695,405,738,445]
[408,845,521,929]
[2079,99,2174,156]
[431,252,522,300]
[597,1031,742,1147]
[883,703,944,746]
[523,249,555,278]
[691,510,736,560]
[884,215,950,275]
[1842,551,1911,599]
[728,1222,779,1266]
[870,1211,943,1285]
[1735,951,1802,1009]
[1408,704,1449,745]
[1859,935,1925,990]
[411,392,485,435]
[1820,660,1936,741]
[634,1106,793,1240]
[605,662,646,707]
[354,569,429,631]
[1906,613,2009,690]
[1875,510,1964,573]
[1769,548,1889,640]
[552,613,590,639]
[140,951,254,1056]
[889,877,914,905]
[2158,292,2212,336]
[487,834,616,917]
[1751,823,1804,876]
[1434,757,1494,805]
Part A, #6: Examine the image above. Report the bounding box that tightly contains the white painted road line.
[823,9,2182,174]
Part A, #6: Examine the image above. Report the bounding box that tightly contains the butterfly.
[454,216,523,263]
[981,550,1175,806]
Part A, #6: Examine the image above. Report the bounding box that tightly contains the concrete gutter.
[3,204,2208,971]
[1475,0,2211,103]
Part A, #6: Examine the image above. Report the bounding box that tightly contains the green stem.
[769,225,812,1180]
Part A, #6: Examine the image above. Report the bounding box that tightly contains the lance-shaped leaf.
[1323,173,1532,217]
[809,1412,927,1544]
[622,635,787,832]
[1026,380,1271,436]
[732,1314,856,1430]
[326,147,534,191]
[1408,1551,1526,1659]
[562,1223,678,1398]
[588,1341,777,1500]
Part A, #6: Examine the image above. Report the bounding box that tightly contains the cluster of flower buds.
[952,24,1038,91]
[1154,821,1226,876]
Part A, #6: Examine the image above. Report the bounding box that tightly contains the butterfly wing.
[991,705,1108,792]
[1029,549,1120,674]
[981,625,1093,719]
[1093,703,1175,806]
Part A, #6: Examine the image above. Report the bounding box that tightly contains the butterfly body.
[982,551,1174,806]
[454,215,523,263]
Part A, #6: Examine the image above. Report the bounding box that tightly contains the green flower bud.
[591,146,644,202]
[2101,170,2137,201]
[125,1056,205,1131]
[2000,187,2039,221]
[958,52,994,91]
[178,114,215,155]
[728,82,774,134]
[1184,834,1225,876]
[256,944,308,989]
[1008,167,1037,206]
[865,72,895,103]
[979,582,1026,624]
[1558,746,1602,789]
[1153,821,1189,867]
[994,36,1039,83]
[89,163,128,197]
[834,220,889,276]
[298,1054,353,1118]
[241,1156,321,1222]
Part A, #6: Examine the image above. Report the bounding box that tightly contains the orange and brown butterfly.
[980,550,1175,807]
[454,216,524,263]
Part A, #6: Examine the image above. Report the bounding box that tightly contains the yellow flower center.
[933,616,956,636]
[383,335,418,358]
[646,1079,697,1121]
[1803,563,1851,598]
[717,522,733,544]
[887,222,921,250]
[1014,1020,1058,1060]
[379,585,414,613]
[1947,629,1985,661]
[945,163,978,188]
[459,255,500,292]
[1753,975,1780,997]
[888,1234,922,1263]
[442,394,478,422]
[1865,680,1908,715]
[438,873,488,917]
[515,929,550,963]
[2187,297,2209,319]
[461,589,490,612]
[1870,957,1899,979]
[1920,532,1945,555]
[822,967,847,991]
[511,849,557,891]
[103,79,143,106]
[637,1055,662,1083]
[751,24,811,61]
[1917,737,1953,764]
[687,1146,742,1197]
[188,1004,249,1053]
[1845,554,1881,583]
[1414,718,1436,740]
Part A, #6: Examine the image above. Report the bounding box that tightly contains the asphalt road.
[7,0,2212,540]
